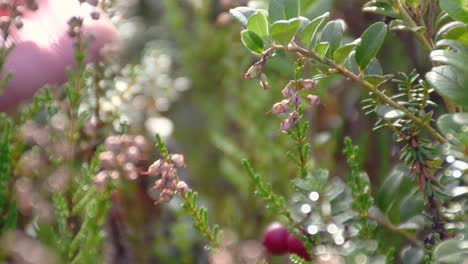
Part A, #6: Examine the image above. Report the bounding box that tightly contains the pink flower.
[0,0,120,111]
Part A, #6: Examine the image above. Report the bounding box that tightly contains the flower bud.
[302,79,317,90]
[90,10,100,20]
[176,181,190,194]
[272,100,290,115]
[148,159,163,177]
[290,94,301,108]
[281,84,294,99]
[99,151,115,169]
[244,64,259,79]
[280,118,292,132]
[306,94,320,105]
[170,154,186,168]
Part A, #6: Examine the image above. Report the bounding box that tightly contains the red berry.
[287,233,311,261]
[262,222,289,255]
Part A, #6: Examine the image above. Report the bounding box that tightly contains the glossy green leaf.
[389,19,425,32]
[437,113,468,136]
[320,20,344,57]
[364,74,393,87]
[436,39,468,53]
[433,239,467,263]
[240,30,264,54]
[229,7,257,28]
[362,0,398,18]
[315,42,329,57]
[440,0,468,23]
[247,11,269,40]
[376,166,414,218]
[435,21,465,41]
[298,12,329,48]
[356,22,387,71]
[401,247,424,264]
[270,18,301,45]
[268,0,300,23]
[426,65,468,107]
[344,51,383,75]
[375,105,405,120]
[333,38,360,64]
[445,25,468,45]
[430,49,468,75]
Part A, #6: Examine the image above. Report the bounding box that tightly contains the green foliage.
[355,22,387,71]
[343,138,375,239]
[268,0,300,23]
[241,30,264,54]
[242,160,292,219]
[247,11,269,40]
[440,0,468,23]
[181,191,220,249]
[270,18,302,45]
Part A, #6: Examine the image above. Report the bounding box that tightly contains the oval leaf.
[433,239,467,263]
[240,30,264,54]
[247,11,269,40]
[437,113,468,136]
[268,0,300,23]
[363,0,398,18]
[298,12,329,48]
[229,7,257,28]
[356,22,387,71]
[430,49,468,75]
[426,65,468,107]
[270,18,301,45]
[333,38,360,64]
[445,25,468,45]
[320,20,344,57]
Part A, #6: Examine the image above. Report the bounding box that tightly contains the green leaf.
[241,30,264,54]
[437,113,468,136]
[320,20,344,57]
[375,105,405,120]
[433,239,467,263]
[344,51,383,75]
[435,21,465,41]
[268,0,300,23]
[247,11,269,40]
[389,19,425,32]
[298,12,329,48]
[356,22,387,71]
[440,0,468,23]
[444,25,468,45]
[430,49,468,75]
[436,39,468,53]
[364,74,394,87]
[270,18,301,45]
[362,0,398,18]
[401,247,424,264]
[376,166,413,216]
[315,42,329,57]
[333,38,360,64]
[426,65,468,107]
[229,7,257,28]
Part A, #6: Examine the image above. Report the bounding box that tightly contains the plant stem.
[390,0,434,51]
[283,42,447,144]
[181,193,219,247]
[368,215,423,248]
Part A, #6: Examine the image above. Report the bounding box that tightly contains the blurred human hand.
[0,0,119,111]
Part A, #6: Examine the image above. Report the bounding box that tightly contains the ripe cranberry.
[261,222,289,254]
[287,233,311,261]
